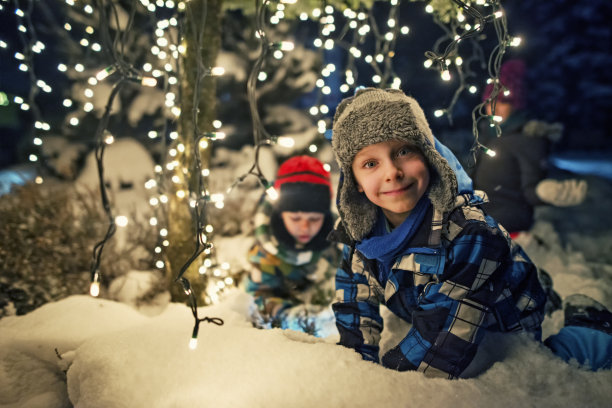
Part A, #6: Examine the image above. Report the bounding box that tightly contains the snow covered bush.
[0,182,158,318]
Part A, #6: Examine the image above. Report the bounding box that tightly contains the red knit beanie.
[273,155,331,213]
[482,59,526,109]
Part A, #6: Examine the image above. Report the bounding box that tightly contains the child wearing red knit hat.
[245,155,341,336]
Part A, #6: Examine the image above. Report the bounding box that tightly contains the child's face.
[486,100,513,123]
[281,211,325,244]
[352,139,430,227]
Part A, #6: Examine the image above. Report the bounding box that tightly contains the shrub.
[0,182,157,318]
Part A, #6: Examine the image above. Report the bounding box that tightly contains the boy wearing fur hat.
[329,88,547,379]
[245,155,341,336]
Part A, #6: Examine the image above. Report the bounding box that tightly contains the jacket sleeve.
[381,221,512,379]
[332,245,383,363]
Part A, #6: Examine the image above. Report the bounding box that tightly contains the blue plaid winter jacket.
[330,192,546,379]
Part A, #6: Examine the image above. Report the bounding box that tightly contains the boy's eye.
[363,160,376,169]
[397,146,417,157]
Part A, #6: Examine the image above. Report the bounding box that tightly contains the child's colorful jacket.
[246,196,340,330]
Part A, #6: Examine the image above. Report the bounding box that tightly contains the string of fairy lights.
[423,0,521,160]
[9,0,47,184]
[302,1,407,146]
[2,0,520,348]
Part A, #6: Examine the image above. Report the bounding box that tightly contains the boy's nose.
[384,162,403,181]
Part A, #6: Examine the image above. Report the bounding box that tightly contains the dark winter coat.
[472,111,559,232]
[330,192,546,379]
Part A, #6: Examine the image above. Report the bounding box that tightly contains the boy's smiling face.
[352,139,430,227]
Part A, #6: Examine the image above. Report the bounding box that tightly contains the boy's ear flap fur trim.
[337,169,379,242]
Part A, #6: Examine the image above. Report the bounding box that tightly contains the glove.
[535,178,587,207]
[280,304,336,337]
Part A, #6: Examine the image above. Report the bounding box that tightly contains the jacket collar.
[328,190,489,249]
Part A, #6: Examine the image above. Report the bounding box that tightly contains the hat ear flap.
[337,169,378,241]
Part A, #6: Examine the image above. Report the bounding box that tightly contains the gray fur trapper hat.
[331,87,458,241]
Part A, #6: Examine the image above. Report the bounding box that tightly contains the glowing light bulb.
[90,272,100,297]
[510,37,522,47]
[115,215,129,227]
[141,77,157,87]
[210,66,225,76]
[266,186,279,200]
[279,41,294,51]
[277,137,295,148]
[90,281,100,297]
[189,337,198,350]
[96,65,117,81]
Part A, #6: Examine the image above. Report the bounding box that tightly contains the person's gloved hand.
[280,304,336,337]
[535,178,588,207]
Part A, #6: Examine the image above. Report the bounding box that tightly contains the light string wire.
[328,3,402,89]
[428,9,484,126]
[308,2,401,138]
[138,4,181,271]
[88,0,140,296]
[306,2,329,129]
[229,0,278,195]
[365,2,400,87]
[247,0,273,147]
[86,0,172,295]
[11,0,47,175]
[234,1,404,196]
[468,0,509,162]
[173,0,224,348]
[423,0,509,162]
[424,0,488,123]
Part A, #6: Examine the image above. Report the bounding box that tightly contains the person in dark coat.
[472,59,587,237]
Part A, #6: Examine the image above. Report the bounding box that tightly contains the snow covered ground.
[1,152,611,407]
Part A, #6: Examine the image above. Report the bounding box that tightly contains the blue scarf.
[356,196,431,285]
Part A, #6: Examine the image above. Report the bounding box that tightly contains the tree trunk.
[166,0,223,303]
